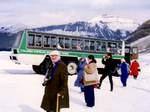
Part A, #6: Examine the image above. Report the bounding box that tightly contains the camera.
[103,55,107,59]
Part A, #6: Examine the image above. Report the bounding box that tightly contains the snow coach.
[10,30,138,75]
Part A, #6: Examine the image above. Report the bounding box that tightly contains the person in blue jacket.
[120,59,130,87]
[74,58,87,92]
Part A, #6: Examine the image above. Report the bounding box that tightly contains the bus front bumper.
[9,55,20,64]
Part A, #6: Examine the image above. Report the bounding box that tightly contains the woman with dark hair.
[83,55,98,107]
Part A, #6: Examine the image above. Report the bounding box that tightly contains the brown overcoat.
[41,61,69,112]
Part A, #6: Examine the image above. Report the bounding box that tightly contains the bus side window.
[64,38,71,49]
[125,47,130,53]
[77,39,84,50]
[28,34,35,47]
[101,42,106,52]
[43,35,50,47]
[96,41,101,52]
[110,42,118,54]
[107,42,111,52]
[132,47,138,54]
[84,40,89,51]
[57,37,64,49]
[51,36,57,48]
[117,43,122,55]
[90,40,95,51]
[131,47,138,59]
[72,39,78,50]
[35,35,42,47]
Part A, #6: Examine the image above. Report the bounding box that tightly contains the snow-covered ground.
[0,51,150,112]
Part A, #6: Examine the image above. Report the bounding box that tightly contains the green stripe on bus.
[18,48,124,59]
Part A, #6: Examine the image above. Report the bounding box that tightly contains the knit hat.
[50,50,60,56]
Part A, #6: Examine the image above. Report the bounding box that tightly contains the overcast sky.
[0,0,149,27]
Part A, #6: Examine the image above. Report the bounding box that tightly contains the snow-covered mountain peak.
[0,23,29,33]
[89,14,139,31]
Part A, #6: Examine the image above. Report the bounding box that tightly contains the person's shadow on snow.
[5,69,35,75]
[19,105,41,112]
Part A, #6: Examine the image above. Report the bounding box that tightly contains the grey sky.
[0,0,149,27]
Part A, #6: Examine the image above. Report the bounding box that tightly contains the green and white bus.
[10,30,138,75]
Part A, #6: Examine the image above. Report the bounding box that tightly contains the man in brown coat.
[41,50,69,112]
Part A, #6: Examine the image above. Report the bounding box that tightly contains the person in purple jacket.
[74,58,87,92]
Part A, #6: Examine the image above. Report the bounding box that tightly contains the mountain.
[0,23,28,33]
[34,21,132,40]
[0,24,29,50]
[130,35,150,53]
[89,14,139,31]
[126,20,150,43]
[0,15,141,50]
[0,31,16,50]
[33,14,139,40]
[127,20,150,53]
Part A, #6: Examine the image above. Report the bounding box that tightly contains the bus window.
[101,42,106,52]
[72,39,78,50]
[96,41,101,52]
[125,47,130,53]
[28,34,35,47]
[58,37,64,49]
[108,42,117,54]
[117,42,122,55]
[13,31,23,48]
[131,47,138,59]
[51,36,57,48]
[77,39,84,50]
[132,47,138,54]
[43,35,50,47]
[84,40,89,51]
[35,35,42,47]
[65,38,71,49]
[107,42,111,52]
[90,40,95,51]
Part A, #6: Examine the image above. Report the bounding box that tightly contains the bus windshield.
[12,31,23,48]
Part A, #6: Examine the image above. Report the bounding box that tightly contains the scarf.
[46,60,61,81]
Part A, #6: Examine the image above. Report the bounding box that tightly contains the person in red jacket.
[130,59,140,79]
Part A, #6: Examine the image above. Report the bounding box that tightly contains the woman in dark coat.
[41,50,69,112]
[120,59,129,87]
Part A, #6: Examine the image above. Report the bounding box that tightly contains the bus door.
[124,46,131,65]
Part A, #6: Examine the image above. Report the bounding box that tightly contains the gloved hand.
[57,93,64,98]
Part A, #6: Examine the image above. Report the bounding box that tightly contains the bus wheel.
[32,65,42,74]
[67,62,77,75]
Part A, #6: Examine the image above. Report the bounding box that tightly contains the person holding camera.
[98,53,116,91]
[41,50,69,112]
